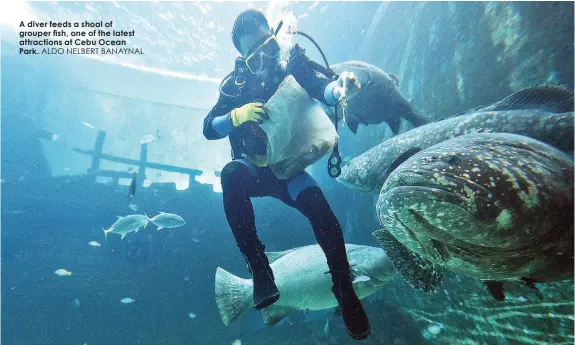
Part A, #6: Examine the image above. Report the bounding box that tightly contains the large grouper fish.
[373,133,574,300]
[214,244,395,326]
[338,85,574,194]
[328,61,429,134]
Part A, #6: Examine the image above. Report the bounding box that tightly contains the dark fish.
[373,133,574,300]
[328,61,429,134]
[339,85,575,193]
[128,172,137,200]
[458,84,574,115]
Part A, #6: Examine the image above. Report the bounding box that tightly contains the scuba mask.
[244,35,281,74]
[230,21,284,88]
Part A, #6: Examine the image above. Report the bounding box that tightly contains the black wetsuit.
[202,44,350,273]
[202,37,370,339]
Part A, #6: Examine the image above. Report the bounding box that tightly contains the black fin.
[521,277,544,300]
[386,116,402,134]
[379,147,422,183]
[347,115,360,134]
[473,85,574,114]
[483,280,506,301]
[372,229,444,292]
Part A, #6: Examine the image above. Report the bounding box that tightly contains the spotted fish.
[338,85,574,194]
[373,133,574,300]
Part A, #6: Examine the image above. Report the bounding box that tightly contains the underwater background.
[1,1,573,345]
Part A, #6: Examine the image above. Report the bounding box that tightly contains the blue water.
[1,2,573,345]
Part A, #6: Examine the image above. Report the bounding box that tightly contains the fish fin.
[116,215,122,219]
[156,226,164,231]
[352,275,371,284]
[265,247,301,263]
[214,267,252,326]
[372,229,443,292]
[103,228,110,243]
[334,306,342,316]
[404,109,429,127]
[379,147,422,183]
[388,73,400,87]
[261,305,296,326]
[475,85,574,113]
[121,233,127,240]
[386,116,402,134]
[483,280,506,301]
[521,277,544,300]
[346,115,360,134]
[350,265,371,284]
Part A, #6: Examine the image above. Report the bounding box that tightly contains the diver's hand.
[230,102,268,127]
[334,71,361,102]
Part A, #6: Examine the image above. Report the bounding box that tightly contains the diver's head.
[232,10,280,76]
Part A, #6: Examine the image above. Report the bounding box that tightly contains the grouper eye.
[444,155,460,165]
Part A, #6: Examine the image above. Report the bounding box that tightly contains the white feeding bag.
[261,76,339,179]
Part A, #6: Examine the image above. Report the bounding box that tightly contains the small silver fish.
[128,173,137,200]
[149,212,185,231]
[120,297,135,304]
[55,269,72,276]
[140,134,156,144]
[103,214,149,240]
[81,121,95,129]
[88,241,101,247]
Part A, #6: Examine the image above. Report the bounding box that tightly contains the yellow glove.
[230,102,267,127]
[241,153,268,167]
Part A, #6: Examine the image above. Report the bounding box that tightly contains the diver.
[202,10,369,340]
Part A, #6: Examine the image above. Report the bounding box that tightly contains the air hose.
[293,30,342,178]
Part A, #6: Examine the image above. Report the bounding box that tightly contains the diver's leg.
[288,173,370,340]
[220,160,279,310]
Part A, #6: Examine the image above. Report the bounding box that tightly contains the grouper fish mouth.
[374,133,574,297]
[378,165,499,261]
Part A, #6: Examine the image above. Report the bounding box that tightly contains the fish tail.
[214,267,252,326]
[103,228,111,243]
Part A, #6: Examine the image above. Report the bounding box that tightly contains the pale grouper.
[215,244,395,326]
[339,85,574,194]
[374,133,574,300]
